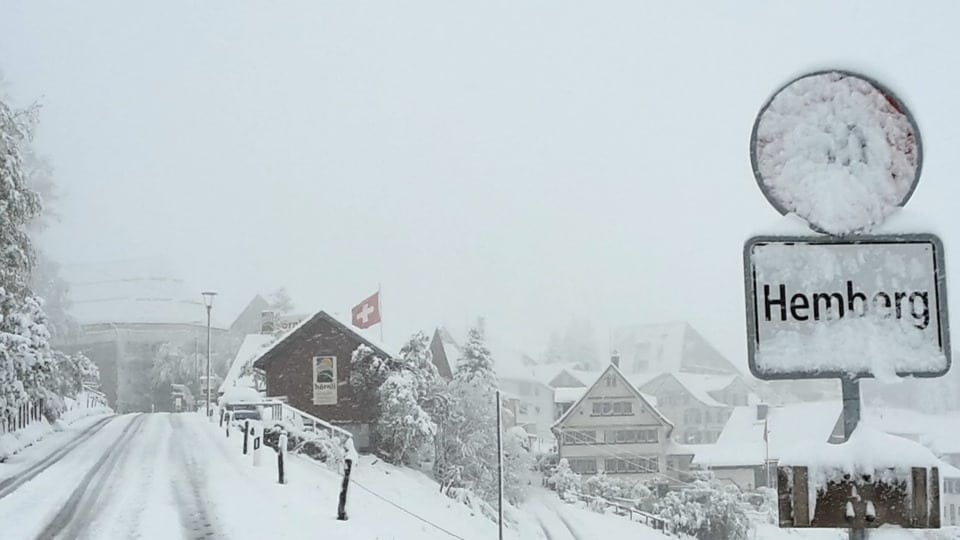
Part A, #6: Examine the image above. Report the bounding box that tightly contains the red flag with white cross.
[351,292,381,329]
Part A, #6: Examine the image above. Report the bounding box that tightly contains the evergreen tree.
[439,322,500,502]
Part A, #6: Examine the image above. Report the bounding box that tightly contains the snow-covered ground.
[0,412,957,539]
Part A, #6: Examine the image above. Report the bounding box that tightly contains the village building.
[53,258,230,411]
[692,401,844,490]
[611,322,741,375]
[218,333,275,397]
[251,310,392,451]
[638,372,755,444]
[552,362,692,483]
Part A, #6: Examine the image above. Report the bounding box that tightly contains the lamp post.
[202,291,217,418]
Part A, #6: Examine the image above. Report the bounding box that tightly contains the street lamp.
[202,291,217,418]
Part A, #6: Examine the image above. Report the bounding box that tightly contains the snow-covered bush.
[652,473,750,540]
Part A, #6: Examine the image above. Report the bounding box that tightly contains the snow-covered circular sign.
[750,70,922,235]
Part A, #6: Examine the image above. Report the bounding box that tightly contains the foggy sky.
[2,1,959,368]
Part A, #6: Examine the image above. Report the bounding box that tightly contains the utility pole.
[496,390,504,540]
[202,291,217,418]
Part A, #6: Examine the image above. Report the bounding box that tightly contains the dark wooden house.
[252,310,392,449]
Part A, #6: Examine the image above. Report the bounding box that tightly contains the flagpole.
[378,283,384,343]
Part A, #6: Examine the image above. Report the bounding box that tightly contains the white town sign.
[743,234,949,380]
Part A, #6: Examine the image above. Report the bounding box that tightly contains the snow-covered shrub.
[652,473,750,540]
[263,423,347,470]
[581,471,651,501]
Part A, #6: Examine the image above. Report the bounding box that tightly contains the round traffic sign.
[750,70,922,235]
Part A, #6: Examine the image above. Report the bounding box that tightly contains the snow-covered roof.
[497,361,582,386]
[612,321,741,375]
[219,386,264,405]
[218,334,275,394]
[552,363,674,433]
[252,310,396,371]
[553,386,585,404]
[693,401,842,467]
[61,258,230,328]
[779,424,940,472]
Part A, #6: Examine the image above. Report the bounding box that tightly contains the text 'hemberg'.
[762,280,930,330]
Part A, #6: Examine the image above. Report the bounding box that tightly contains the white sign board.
[312,356,338,405]
[744,235,950,380]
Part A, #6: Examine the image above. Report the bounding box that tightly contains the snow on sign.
[750,70,922,235]
[744,234,950,380]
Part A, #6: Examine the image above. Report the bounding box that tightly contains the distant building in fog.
[54,258,229,412]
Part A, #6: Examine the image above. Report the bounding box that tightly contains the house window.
[604,456,659,474]
[602,429,659,444]
[562,430,596,445]
[568,458,598,474]
[951,504,956,526]
[519,403,529,415]
[591,401,633,416]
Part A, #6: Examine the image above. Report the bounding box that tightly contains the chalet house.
[251,310,393,450]
[551,362,684,481]
[638,372,754,444]
[692,402,844,490]
[611,322,740,375]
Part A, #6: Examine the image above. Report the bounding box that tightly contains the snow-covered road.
[0,413,233,539]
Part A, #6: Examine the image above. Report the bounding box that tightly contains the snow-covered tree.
[548,458,581,499]
[150,343,194,390]
[438,322,500,502]
[502,426,535,504]
[268,287,294,315]
[376,370,436,465]
[349,344,394,416]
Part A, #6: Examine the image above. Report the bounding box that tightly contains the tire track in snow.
[555,511,586,540]
[37,414,146,539]
[537,516,558,540]
[169,414,224,539]
[0,415,115,501]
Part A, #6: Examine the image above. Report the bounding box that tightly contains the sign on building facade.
[313,356,338,405]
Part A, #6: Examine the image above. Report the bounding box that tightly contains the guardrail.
[275,402,353,442]
[571,492,672,533]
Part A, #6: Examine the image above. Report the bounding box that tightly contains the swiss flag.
[351,292,381,329]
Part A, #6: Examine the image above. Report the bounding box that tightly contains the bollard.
[243,420,250,455]
[337,458,353,520]
[225,412,232,438]
[277,431,288,484]
[252,424,262,467]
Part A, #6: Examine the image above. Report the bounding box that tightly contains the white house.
[552,362,684,482]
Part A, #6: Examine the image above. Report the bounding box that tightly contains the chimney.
[260,310,277,334]
[757,403,769,421]
[611,350,621,368]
